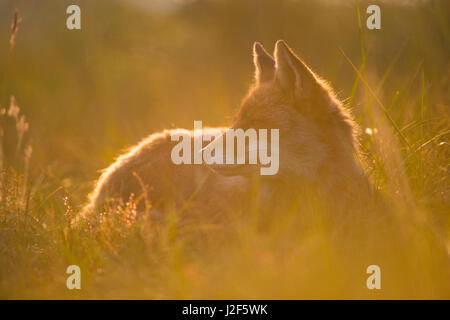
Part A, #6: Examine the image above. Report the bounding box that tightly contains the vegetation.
[0,0,448,299]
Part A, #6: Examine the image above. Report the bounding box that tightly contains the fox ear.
[274,40,318,98]
[253,42,275,84]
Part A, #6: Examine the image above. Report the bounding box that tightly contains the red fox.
[79,40,375,225]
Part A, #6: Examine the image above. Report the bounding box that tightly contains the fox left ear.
[274,40,319,99]
[253,42,275,85]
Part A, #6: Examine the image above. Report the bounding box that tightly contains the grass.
[0,0,449,299]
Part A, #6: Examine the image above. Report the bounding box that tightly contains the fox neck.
[283,153,373,208]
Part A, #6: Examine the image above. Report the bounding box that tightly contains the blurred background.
[0,0,448,298]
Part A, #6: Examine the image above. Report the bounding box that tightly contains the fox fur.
[79,40,377,227]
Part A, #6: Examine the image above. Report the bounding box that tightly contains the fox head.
[209,40,361,186]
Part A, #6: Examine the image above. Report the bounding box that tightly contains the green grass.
[0,0,449,299]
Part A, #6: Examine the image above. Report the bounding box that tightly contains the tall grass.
[0,0,449,299]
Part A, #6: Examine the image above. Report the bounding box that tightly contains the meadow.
[0,0,449,299]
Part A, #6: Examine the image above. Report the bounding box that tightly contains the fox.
[78,40,376,228]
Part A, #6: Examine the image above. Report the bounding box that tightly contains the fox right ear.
[274,40,318,99]
[253,42,275,84]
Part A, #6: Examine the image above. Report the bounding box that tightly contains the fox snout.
[201,134,258,176]
[202,131,279,176]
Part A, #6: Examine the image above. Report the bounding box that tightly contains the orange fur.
[79,40,375,225]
